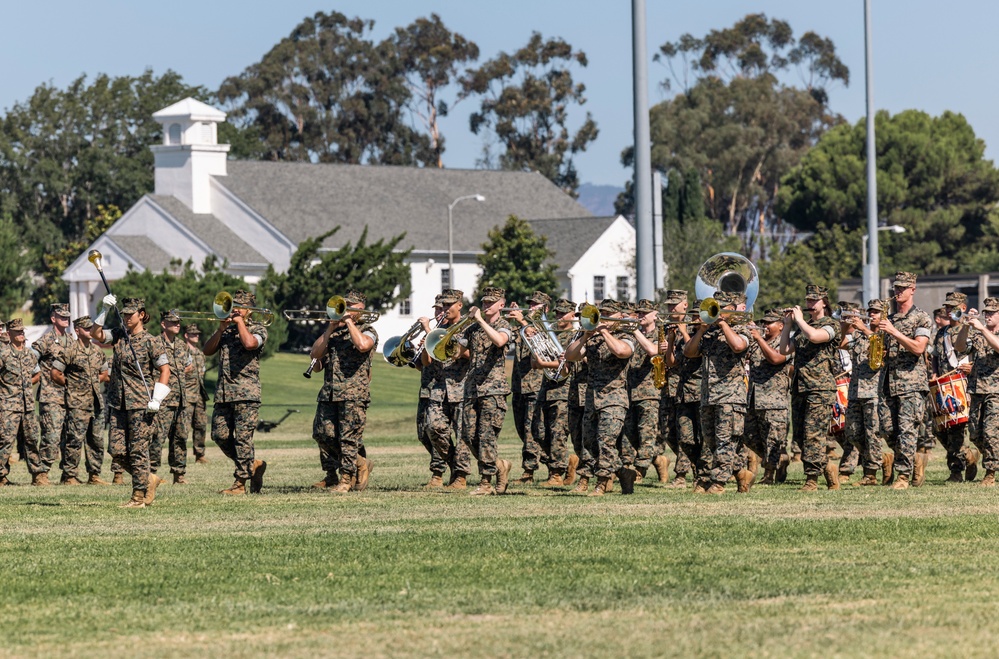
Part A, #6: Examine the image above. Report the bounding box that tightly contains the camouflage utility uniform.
[623,328,659,473]
[151,333,193,477]
[698,324,752,485]
[790,316,840,479]
[313,322,378,481]
[29,329,73,477]
[845,330,885,475]
[746,335,791,469]
[932,324,972,474]
[0,344,40,483]
[53,337,109,480]
[883,307,932,478]
[461,318,513,479]
[582,330,635,479]
[568,352,593,479]
[185,348,208,461]
[672,335,703,478]
[960,331,999,474]
[511,325,544,473]
[425,325,471,479]
[212,321,267,481]
[106,327,167,493]
[539,334,573,477]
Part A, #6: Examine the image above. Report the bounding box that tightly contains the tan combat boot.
[882,453,895,486]
[735,469,754,493]
[823,463,840,491]
[759,466,776,485]
[516,470,535,484]
[144,474,162,505]
[313,475,337,490]
[121,490,146,508]
[444,475,467,491]
[839,474,851,486]
[632,467,644,486]
[330,472,356,493]
[496,459,512,494]
[855,468,879,486]
[800,476,819,492]
[913,448,928,487]
[965,448,980,482]
[945,470,964,484]
[653,454,670,483]
[588,476,612,497]
[693,479,710,494]
[87,474,111,486]
[221,478,247,495]
[31,472,51,487]
[541,473,564,487]
[706,482,726,495]
[353,457,372,492]
[571,476,590,494]
[980,471,996,487]
[249,459,267,494]
[61,475,82,486]
[667,475,687,489]
[111,472,124,485]
[565,455,579,487]
[470,477,495,496]
[173,473,188,485]
[424,473,444,489]
[776,453,790,483]
[195,455,209,464]
[890,474,910,490]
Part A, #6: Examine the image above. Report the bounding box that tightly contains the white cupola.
[150,98,230,213]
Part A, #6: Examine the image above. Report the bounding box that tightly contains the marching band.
[1,252,997,503]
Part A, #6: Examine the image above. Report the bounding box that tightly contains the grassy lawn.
[2,353,998,657]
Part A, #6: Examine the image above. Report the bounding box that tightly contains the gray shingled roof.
[528,216,619,274]
[149,195,268,265]
[107,235,174,273]
[216,161,593,253]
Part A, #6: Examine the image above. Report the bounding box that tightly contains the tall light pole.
[861,225,905,299]
[632,0,654,300]
[447,194,485,288]
[863,0,880,304]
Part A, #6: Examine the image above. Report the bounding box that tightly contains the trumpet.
[174,291,274,326]
[831,309,875,324]
[949,309,980,324]
[577,304,640,332]
[698,298,753,325]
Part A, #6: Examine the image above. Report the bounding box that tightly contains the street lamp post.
[861,225,906,300]
[447,194,485,289]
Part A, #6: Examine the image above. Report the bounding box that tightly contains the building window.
[168,123,182,145]
[441,268,451,291]
[593,275,605,301]
[617,276,629,301]
[201,122,213,144]
[399,297,412,316]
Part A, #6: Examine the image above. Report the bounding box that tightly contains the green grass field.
[3,353,999,657]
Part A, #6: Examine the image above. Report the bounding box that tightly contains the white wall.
[566,217,636,304]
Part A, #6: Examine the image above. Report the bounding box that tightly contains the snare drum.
[929,372,969,432]
[830,375,850,435]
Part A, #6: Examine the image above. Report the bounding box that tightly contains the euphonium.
[651,321,667,389]
[425,315,475,363]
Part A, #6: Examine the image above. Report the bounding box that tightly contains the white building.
[63,98,637,340]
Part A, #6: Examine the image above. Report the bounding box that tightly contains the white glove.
[94,294,118,326]
[147,382,170,412]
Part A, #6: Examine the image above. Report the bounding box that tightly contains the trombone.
[283,295,380,324]
[174,291,275,326]
[698,298,753,325]
[577,303,640,332]
[283,296,339,322]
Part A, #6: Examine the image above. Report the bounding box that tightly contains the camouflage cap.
[437,289,462,305]
[598,298,619,314]
[944,291,968,306]
[344,289,366,306]
[50,303,71,318]
[664,289,688,305]
[73,315,93,329]
[528,291,551,307]
[233,289,256,306]
[553,298,575,314]
[843,301,862,312]
[6,318,24,331]
[713,291,738,307]
[184,323,201,335]
[160,309,181,323]
[867,299,886,313]
[480,286,505,303]
[761,309,783,323]
[632,299,653,314]
[983,297,999,312]
[121,297,144,314]
[805,284,829,301]
[893,271,917,288]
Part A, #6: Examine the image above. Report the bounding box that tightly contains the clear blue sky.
[2,0,996,187]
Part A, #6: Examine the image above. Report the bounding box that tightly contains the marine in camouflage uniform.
[26,303,75,485]
[842,300,886,486]
[534,299,578,486]
[932,293,975,482]
[746,309,791,484]
[461,287,514,495]
[203,289,268,495]
[0,319,41,485]
[422,290,471,488]
[151,310,194,482]
[685,292,752,493]
[91,297,171,506]
[668,316,705,484]
[508,291,550,482]
[414,297,446,485]
[781,285,841,491]
[311,290,378,493]
[566,299,636,496]
[184,325,209,463]
[660,291,697,486]
[623,299,664,480]
[51,316,110,485]
[955,297,999,486]
[880,272,933,489]
[567,318,593,486]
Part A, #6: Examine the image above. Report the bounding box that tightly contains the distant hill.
[577,183,624,216]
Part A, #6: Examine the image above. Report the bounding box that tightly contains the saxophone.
[651,322,667,389]
[867,297,890,370]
